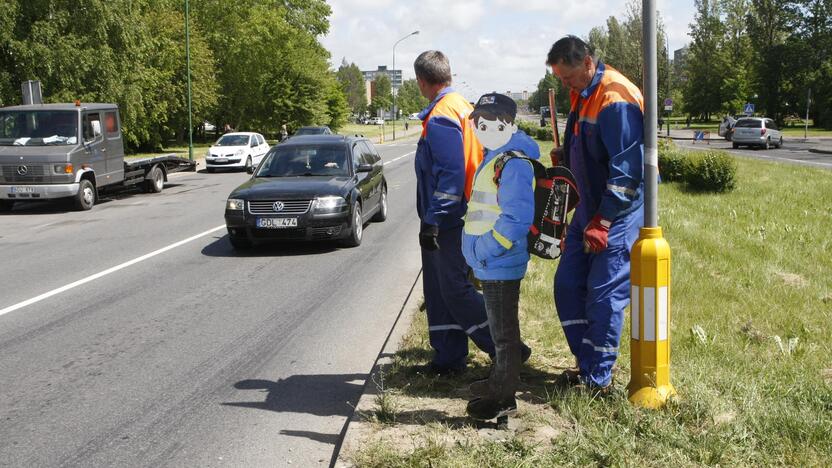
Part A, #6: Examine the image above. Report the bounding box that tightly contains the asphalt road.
[674,137,832,170]
[0,139,421,467]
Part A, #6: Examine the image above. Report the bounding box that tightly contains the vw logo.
[17,165,28,176]
[272,201,285,212]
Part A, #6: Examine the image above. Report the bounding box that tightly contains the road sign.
[744,103,755,115]
[664,98,673,111]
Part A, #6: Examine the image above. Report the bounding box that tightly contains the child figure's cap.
[472,93,517,119]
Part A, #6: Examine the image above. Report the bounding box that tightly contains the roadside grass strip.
[343,148,832,466]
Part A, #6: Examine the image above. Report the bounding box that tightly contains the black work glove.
[419,224,440,251]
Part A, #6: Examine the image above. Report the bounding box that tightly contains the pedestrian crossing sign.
[744,103,755,115]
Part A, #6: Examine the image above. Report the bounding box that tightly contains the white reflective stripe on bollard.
[658,286,668,341]
[631,285,640,340]
[644,287,656,341]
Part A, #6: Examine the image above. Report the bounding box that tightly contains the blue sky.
[322,0,695,101]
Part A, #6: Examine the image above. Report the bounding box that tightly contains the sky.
[321,0,696,102]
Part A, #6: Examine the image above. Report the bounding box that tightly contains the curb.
[809,147,832,155]
[332,271,423,468]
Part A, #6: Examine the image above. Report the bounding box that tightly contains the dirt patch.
[823,369,832,386]
[776,271,808,288]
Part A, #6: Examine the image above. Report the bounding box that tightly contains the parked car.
[731,117,783,149]
[408,113,419,120]
[293,126,333,136]
[205,132,270,172]
[224,135,387,249]
[368,117,385,125]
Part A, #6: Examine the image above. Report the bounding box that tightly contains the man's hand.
[549,147,564,166]
[583,214,611,254]
[419,224,440,251]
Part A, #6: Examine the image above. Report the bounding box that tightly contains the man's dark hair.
[470,109,515,126]
[414,50,452,86]
[546,35,595,67]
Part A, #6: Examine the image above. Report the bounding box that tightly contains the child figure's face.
[473,116,517,150]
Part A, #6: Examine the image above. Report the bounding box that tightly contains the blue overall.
[554,62,645,387]
[416,88,495,370]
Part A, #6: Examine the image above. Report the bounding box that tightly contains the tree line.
[527,0,831,129]
[335,59,428,120]
[0,0,348,151]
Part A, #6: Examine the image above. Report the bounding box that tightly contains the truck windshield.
[256,145,348,177]
[0,111,79,146]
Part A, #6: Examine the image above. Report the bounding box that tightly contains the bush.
[658,139,688,182]
[535,126,554,142]
[686,150,737,192]
[516,119,538,136]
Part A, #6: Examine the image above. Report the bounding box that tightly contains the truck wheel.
[229,234,252,250]
[0,200,14,212]
[74,179,96,211]
[143,165,165,193]
[341,201,363,247]
[371,184,388,222]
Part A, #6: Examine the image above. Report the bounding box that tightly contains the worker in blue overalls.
[547,36,645,393]
[412,50,495,375]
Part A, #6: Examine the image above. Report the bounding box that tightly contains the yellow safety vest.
[464,156,534,250]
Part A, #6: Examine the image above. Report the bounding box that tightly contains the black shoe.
[466,396,517,420]
[469,378,490,397]
[520,343,532,363]
[415,362,466,377]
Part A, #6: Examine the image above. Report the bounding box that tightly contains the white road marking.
[383,151,415,166]
[0,225,226,318]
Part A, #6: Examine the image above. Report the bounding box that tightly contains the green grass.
[349,139,832,466]
[341,120,422,143]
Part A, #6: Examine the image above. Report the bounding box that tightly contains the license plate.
[214,158,228,163]
[256,217,298,229]
[10,186,35,194]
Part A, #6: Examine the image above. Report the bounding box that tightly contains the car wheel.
[143,165,165,193]
[0,200,14,212]
[371,184,388,222]
[74,179,96,211]
[732,142,739,149]
[228,233,252,250]
[244,156,252,172]
[777,137,783,148]
[342,201,363,247]
[764,137,770,150]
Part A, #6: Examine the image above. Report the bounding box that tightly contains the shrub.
[516,119,538,136]
[535,126,554,142]
[658,140,688,183]
[686,150,737,192]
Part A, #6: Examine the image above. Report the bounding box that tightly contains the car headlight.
[226,198,245,210]
[312,195,347,212]
[234,149,244,156]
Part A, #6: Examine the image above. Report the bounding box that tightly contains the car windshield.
[0,110,79,146]
[295,128,325,135]
[215,134,250,146]
[256,144,348,177]
[734,119,762,128]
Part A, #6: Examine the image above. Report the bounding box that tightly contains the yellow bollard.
[628,226,676,408]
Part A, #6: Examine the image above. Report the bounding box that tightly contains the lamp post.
[664,30,671,137]
[392,30,419,141]
[185,0,193,161]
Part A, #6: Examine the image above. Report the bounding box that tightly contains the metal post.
[391,31,419,141]
[628,0,676,410]
[805,89,811,140]
[665,31,671,138]
[185,0,193,161]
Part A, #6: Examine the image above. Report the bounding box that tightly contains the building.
[673,46,689,84]
[505,90,530,102]
[362,66,403,90]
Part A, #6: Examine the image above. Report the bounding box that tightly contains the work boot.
[468,377,490,397]
[555,367,582,387]
[487,343,531,364]
[414,362,466,378]
[466,395,517,421]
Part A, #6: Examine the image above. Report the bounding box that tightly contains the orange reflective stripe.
[424,92,483,200]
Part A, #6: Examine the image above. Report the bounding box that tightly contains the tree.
[336,59,367,115]
[369,74,392,116]
[747,0,797,122]
[396,79,428,116]
[684,0,728,120]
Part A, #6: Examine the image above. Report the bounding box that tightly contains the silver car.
[731,117,783,149]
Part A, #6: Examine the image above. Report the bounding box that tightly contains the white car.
[369,117,385,125]
[731,117,783,150]
[205,132,270,172]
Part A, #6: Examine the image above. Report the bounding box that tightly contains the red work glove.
[583,214,612,254]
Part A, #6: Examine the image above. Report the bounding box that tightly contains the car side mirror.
[357,163,373,173]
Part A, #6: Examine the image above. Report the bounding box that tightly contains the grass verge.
[344,140,832,467]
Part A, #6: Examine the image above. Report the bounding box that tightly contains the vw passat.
[224,135,387,249]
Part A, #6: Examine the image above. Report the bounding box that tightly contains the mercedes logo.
[273,201,285,212]
[17,165,28,176]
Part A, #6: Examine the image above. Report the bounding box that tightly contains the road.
[0,140,421,467]
[673,136,832,170]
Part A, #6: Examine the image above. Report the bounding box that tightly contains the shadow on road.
[201,234,339,258]
[223,374,367,416]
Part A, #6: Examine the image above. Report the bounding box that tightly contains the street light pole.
[185,0,193,161]
[392,30,419,141]
[664,30,671,137]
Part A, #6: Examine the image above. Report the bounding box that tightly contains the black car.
[224,135,387,249]
[292,126,333,137]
